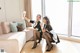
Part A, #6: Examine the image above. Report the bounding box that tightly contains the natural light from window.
[45,0,69,34]
[31,0,42,20]
[72,2,80,36]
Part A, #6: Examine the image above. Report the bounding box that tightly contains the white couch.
[0,30,33,53]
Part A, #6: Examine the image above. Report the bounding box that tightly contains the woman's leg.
[44,32,55,43]
[32,30,41,49]
[56,35,60,43]
[36,31,40,39]
[36,31,42,43]
[32,30,38,49]
[42,32,53,51]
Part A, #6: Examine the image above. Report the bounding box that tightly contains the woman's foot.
[51,39,55,43]
[38,39,41,43]
[50,37,56,43]
[56,36,60,44]
[38,34,42,43]
[32,42,37,49]
[46,45,53,52]
[56,40,60,44]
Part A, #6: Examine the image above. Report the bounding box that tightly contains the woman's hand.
[42,29,46,32]
[25,17,30,22]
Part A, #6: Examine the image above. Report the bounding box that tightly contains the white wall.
[0,0,6,22]
[0,0,24,22]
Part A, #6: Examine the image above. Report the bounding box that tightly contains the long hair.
[43,16,52,31]
[43,16,50,25]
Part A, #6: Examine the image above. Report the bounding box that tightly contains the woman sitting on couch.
[42,16,60,51]
[25,14,42,49]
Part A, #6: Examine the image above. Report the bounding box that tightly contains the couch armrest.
[0,39,19,53]
[25,30,33,41]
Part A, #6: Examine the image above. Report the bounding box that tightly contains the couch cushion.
[0,23,3,35]
[17,24,24,31]
[10,22,18,32]
[17,21,26,30]
[1,22,11,34]
[0,31,25,39]
[0,31,27,52]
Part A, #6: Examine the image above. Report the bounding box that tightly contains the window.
[31,0,42,20]
[31,0,80,37]
[72,2,80,36]
[45,0,69,34]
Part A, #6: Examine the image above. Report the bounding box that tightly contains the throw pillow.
[17,21,26,30]
[10,22,18,32]
[17,24,24,31]
[1,22,10,34]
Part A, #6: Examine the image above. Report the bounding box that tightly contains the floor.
[21,39,80,53]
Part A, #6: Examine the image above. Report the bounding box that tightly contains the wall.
[0,0,6,22]
[0,0,25,22]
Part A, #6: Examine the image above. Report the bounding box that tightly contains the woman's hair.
[43,16,50,25]
[37,14,41,19]
[43,16,52,31]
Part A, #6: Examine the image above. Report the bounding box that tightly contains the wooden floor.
[21,39,80,53]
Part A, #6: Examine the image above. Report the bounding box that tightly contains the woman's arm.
[30,20,35,23]
[25,17,35,23]
[42,24,52,33]
[25,17,30,22]
[41,24,48,32]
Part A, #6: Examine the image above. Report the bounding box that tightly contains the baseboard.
[59,35,80,43]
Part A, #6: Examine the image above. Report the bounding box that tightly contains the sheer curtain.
[72,2,80,36]
[45,0,69,34]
